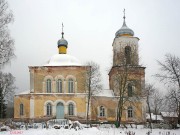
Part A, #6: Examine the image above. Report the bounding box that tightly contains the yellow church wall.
[33,94,87,118]
[91,97,117,121]
[14,94,87,119]
[109,67,145,96]
[14,95,30,119]
[91,97,145,123]
[33,96,44,118]
[29,66,89,94]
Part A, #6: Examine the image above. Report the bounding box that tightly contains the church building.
[14,13,146,124]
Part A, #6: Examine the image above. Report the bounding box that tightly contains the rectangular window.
[46,79,51,93]
[47,104,52,116]
[100,106,105,117]
[68,80,74,93]
[68,104,74,115]
[128,109,133,118]
[57,80,62,93]
[20,104,24,116]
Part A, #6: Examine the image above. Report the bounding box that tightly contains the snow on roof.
[45,54,82,66]
[16,90,30,95]
[94,89,114,97]
[146,113,163,121]
[161,112,178,117]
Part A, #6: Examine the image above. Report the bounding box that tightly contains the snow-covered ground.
[0,127,180,135]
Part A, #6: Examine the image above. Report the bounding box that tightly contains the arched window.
[56,79,62,93]
[125,46,131,64]
[68,79,74,93]
[20,104,24,116]
[46,79,52,93]
[99,106,105,117]
[128,83,133,97]
[47,103,52,116]
[68,103,74,115]
[127,106,133,118]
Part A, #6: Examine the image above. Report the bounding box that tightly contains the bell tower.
[113,9,139,67]
[109,10,145,96]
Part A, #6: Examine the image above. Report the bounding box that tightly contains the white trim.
[30,72,34,92]
[63,81,66,93]
[75,81,77,93]
[54,99,66,106]
[42,82,45,93]
[55,75,65,81]
[44,75,54,81]
[52,80,55,93]
[30,97,34,118]
[66,100,76,106]
[65,75,76,81]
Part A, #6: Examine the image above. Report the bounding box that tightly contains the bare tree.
[0,72,16,118]
[0,0,15,67]
[144,83,155,129]
[0,0,15,119]
[84,61,102,125]
[155,53,180,124]
[110,42,144,127]
[151,89,164,123]
[165,87,180,116]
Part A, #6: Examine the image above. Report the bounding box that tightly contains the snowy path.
[0,127,180,135]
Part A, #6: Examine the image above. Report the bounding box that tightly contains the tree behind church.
[0,0,15,118]
[83,61,102,126]
[0,0,15,67]
[0,72,16,118]
[155,53,180,124]
[144,83,155,129]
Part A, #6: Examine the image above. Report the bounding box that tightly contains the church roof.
[94,89,114,97]
[161,112,178,118]
[115,9,134,37]
[115,21,134,37]
[57,23,68,47]
[146,113,163,121]
[58,38,68,47]
[45,54,82,66]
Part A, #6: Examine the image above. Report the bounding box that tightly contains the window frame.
[20,103,24,116]
[127,106,133,118]
[68,103,74,116]
[56,79,63,93]
[46,103,52,116]
[99,106,105,117]
[68,79,74,93]
[46,79,52,93]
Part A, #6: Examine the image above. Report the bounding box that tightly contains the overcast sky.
[4,0,180,93]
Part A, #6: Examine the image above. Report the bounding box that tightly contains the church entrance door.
[56,102,64,119]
